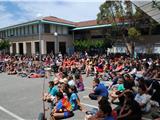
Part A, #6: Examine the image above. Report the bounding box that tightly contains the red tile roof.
[75,18,127,27]
[38,16,128,28]
[42,16,75,26]
[75,20,98,27]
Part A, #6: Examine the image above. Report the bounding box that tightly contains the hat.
[59,78,68,84]
[53,77,59,84]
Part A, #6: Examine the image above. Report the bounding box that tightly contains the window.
[32,24,38,34]
[62,26,68,35]
[28,25,32,35]
[20,28,22,36]
[5,30,7,37]
[16,28,18,36]
[8,29,10,36]
[51,25,56,33]
[18,28,20,36]
[30,25,36,34]
[21,27,24,36]
[44,24,50,33]
[14,28,16,36]
[57,26,62,34]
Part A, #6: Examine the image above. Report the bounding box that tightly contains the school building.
[0,1,160,55]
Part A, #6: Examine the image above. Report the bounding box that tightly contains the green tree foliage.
[73,40,105,51]
[128,27,141,39]
[0,39,10,51]
[96,0,151,56]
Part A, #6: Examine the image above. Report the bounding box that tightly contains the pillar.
[10,43,13,55]
[23,42,27,55]
[40,40,46,55]
[16,42,19,54]
[31,41,35,54]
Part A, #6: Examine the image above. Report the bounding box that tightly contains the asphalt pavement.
[0,73,97,120]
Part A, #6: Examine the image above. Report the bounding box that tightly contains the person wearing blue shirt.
[50,92,73,119]
[89,78,108,100]
[69,86,82,111]
[50,85,58,96]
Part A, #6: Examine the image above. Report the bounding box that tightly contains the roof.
[73,18,128,30]
[132,0,160,23]
[42,16,75,26]
[0,16,130,31]
[0,16,76,30]
[75,20,98,27]
[75,18,127,27]
[73,22,128,31]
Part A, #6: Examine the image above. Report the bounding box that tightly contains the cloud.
[0,0,104,28]
[15,1,103,21]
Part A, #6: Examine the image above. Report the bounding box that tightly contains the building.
[0,16,75,55]
[0,15,160,55]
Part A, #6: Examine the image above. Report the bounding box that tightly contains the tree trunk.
[122,35,134,57]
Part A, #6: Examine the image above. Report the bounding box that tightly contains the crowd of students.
[0,53,160,120]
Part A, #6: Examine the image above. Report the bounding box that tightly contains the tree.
[0,39,10,54]
[97,0,150,57]
[73,39,105,52]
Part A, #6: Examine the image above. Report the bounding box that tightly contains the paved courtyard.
[0,73,156,120]
[0,73,99,120]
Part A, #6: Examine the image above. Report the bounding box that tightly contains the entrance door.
[12,43,16,55]
[46,42,55,54]
[59,42,66,55]
[35,42,40,54]
[19,43,23,55]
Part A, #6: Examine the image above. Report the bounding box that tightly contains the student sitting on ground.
[89,78,108,100]
[117,91,142,120]
[43,81,55,102]
[110,77,125,103]
[74,72,84,91]
[134,84,151,113]
[50,92,73,120]
[86,96,114,120]
[69,86,83,111]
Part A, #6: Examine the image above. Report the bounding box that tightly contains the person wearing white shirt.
[135,84,151,113]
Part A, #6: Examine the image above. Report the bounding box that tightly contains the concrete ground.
[0,73,98,120]
[0,73,158,120]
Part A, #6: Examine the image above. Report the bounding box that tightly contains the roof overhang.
[0,20,75,31]
[0,21,38,31]
[72,22,128,31]
[132,0,160,23]
[42,20,75,27]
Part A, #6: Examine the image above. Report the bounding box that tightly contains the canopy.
[132,0,160,23]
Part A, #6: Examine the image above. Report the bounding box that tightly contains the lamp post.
[38,18,42,61]
[54,32,58,55]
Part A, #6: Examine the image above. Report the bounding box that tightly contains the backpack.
[62,98,72,112]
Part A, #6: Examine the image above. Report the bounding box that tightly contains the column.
[31,41,35,54]
[40,40,46,55]
[23,42,27,55]
[9,43,13,55]
[16,42,19,54]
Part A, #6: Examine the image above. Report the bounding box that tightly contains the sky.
[0,0,106,28]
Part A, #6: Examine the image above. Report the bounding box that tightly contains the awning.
[132,0,160,23]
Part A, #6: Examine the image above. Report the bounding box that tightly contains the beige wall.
[42,34,73,49]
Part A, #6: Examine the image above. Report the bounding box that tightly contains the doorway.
[19,43,23,55]
[12,43,16,55]
[46,42,55,54]
[59,42,66,55]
